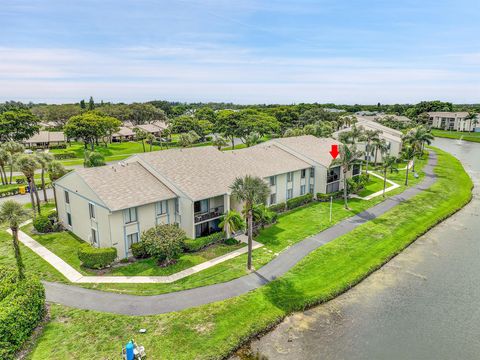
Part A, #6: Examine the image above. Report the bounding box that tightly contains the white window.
[89,203,95,219]
[270,193,276,205]
[301,169,306,179]
[127,233,139,249]
[91,228,98,246]
[156,200,167,216]
[269,176,276,186]
[124,207,137,224]
[64,191,70,204]
[300,185,306,195]
[287,188,293,199]
[287,172,293,182]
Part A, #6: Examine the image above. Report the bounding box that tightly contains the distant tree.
[133,128,148,152]
[34,152,53,202]
[283,128,304,137]
[0,200,30,279]
[216,110,242,149]
[146,133,156,152]
[245,132,261,147]
[298,108,336,126]
[269,106,299,130]
[80,99,86,110]
[129,103,167,124]
[0,148,10,185]
[88,96,95,111]
[3,141,25,184]
[0,110,39,142]
[230,175,270,270]
[465,111,478,132]
[212,134,228,150]
[31,104,82,127]
[236,109,280,143]
[83,151,105,168]
[48,161,67,213]
[195,107,217,123]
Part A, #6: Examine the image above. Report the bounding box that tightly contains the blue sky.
[1,0,479,104]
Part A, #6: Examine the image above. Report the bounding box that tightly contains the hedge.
[286,193,313,210]
[0,182,52,198]
[78,247,117,269]
[316,191,343,202]
[184,232,225,252]
[268,202,286,213]
[0,267,45,360]
[53,151,77,160]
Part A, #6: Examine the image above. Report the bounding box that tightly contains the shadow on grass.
[263,277,307,313]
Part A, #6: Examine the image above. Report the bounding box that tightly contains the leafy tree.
[219,210,245,238]
[83,151,105,168]
[34,152,53,202]
[3,141,25,184]
[379,155,399,196]
[0,109,39,142]
[298,108,336,126]
[48,161,67,213]
[334,144,363,209]
[141,224,186,265]
[230,175,270,270]
[269,106,299,130]
[245,132,261,147]
[216,110,242,149]
[129,103,167,124]
[80,99,86,110]
[31,104,81,126]
[88,96,95,111]
[401,144,416,186]
[0,200,30,279]
[15,155,41,217]
[363,129,381,174]
[237,109,280,142]
[283,127,304,137]
[178,131,199,147]
[195,106,217,123]
[212,135,228,150]
[65,112,120,150]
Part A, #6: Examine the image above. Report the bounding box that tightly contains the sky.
[1,0,480,104]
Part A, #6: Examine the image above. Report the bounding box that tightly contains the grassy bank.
[26,147,473,359]
[432,129,480,143]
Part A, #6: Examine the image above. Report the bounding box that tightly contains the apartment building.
[54,135,355,258]
[428,112,479,132]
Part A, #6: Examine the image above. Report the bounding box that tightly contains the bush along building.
[54,135,359,258]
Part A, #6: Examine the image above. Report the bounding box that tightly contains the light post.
[329,195,333,222]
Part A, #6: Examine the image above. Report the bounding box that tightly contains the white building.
[428,112,479,132]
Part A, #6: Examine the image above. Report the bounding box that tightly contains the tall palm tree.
[0,147,10,185]
[363,129,381,174]
[335,144,363,209]
[230,175,270,270]
[15,154,41,218]
[48,160,67,213]
[0,200,30,280]
[379,155,399,197]
[35,152,53,202]
[401,144,416,186]
[134,128,148,152]
[219,210,245,239]
[372,138,389,166]
[146,133,156,152]
[405,125,434,154]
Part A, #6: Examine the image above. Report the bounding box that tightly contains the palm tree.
[379,155,399,197]
[146,133,156,152]
[3,141,24,184]
[48,160,67,213]
[134,128,148,152]
[363,129,381,174]
[35,152,53,202]
[219,210,245,239]
[404,125,434,154]
[0,147,10,185]
[84,151,105,167]
[212,135,228,150]
[465,111,477,132]
[372,138,389,166]
[0,200,30,280]
[349,124,364,144]
[401,144,416,186]
[245,132,261,147]
[335,144,363,209]
[230,175,270,270]
[15,154,41,218]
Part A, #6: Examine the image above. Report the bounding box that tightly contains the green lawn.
[0,173,51,193]
[26,147,473,360]
[357,173,386,197]
[432,129,480,143]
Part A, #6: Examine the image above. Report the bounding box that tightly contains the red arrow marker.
[329,144,339,159]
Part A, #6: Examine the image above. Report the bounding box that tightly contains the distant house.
[375,114,412,125]
[427,112,479,132]
[117,121,168,140]
[23,131,66,148]
[111,127,135,142]
[333,118,403,163]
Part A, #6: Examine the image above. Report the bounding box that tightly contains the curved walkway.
[44,152,437,315]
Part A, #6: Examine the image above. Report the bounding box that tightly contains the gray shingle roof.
[24,131,66,144]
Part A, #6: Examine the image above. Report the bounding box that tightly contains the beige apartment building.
[55,135,357,258]
[428,112,479,132]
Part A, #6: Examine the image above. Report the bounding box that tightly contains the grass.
[357,173,386,197]
[0,173,51,192]
[432,129,480,143]
[26,147,473,359]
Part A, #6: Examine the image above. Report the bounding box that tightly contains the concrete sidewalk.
[42,151,438,315]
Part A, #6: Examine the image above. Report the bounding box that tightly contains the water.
[237,138,480,360]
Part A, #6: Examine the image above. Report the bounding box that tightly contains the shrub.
[142,224,186,264]
[316,191,343,202]
[53,151,77,160]
[269,202,286,213]
[224,237,240,246]
[33,214,54,233]
[184,231,225,252]
[78,247,117,269]
[131,242,149,259]
[347,174,369,194]
[0,267,45,360]
[286,193,313,210]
